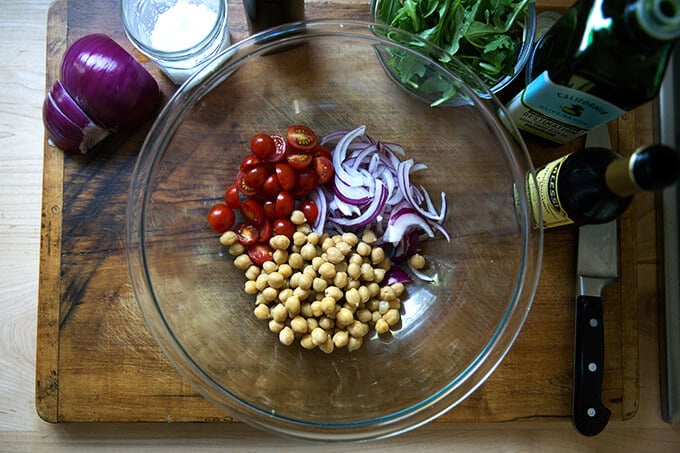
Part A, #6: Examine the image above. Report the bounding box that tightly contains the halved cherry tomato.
[262,134,286,163]
[240,154,261,172]
[257,220,273,243]
[273,218,296,238]
[224,184,241,210]
[286,125,317,152]
[314,155,334,183]
[247,243,274,265]
[250,133,276,160]
[299,200,319,224]
[311,144,332,160]
[235,222,259,245]
[275,163,296,191]
[287,152,313,170]
[240,199,265,225]
[207,203,235,234]
[244,165,268,191]
[262,174,282,199]
[294,167,319,194]
[275,191,295,218]
[236,171,258,196]
[262,199,278,219]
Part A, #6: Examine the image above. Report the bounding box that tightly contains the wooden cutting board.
[36,0,640,423]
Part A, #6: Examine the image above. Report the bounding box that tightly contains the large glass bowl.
[126,20,543,442]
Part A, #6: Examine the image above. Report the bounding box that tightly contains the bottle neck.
[605,156,638,197]
[628,0,680,41]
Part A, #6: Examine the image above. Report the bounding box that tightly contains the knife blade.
[572,126,617,436]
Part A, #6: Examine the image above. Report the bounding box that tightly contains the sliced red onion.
[42,87,109,154]
[329,180,387,227]
[60,34,160,131]
[382,207,435,244]
[384,267,412,285]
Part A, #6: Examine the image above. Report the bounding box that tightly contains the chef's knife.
[573,126,617,436]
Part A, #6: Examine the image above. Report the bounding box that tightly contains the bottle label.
[506,71,625,144]
[527,154,574,228]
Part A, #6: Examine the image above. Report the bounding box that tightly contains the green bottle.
[506,0,680,144]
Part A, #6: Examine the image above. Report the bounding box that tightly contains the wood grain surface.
[34,0,640,425]
[3,0,680,450]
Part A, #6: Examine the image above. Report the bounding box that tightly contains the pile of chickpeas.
[219,210,408,353]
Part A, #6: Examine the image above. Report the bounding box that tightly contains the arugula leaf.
[376,0,534,92]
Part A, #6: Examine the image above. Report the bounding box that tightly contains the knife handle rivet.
[588,362,598,372]
[587,408,597,417]
[589,318,598,327]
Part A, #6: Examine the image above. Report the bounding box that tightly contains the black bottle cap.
[631,144,680,190]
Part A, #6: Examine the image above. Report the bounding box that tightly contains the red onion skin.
[60,34,160,131]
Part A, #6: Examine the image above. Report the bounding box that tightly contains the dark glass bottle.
[506,0,680,144]
[527,144,680,228]
[243,0,305,34]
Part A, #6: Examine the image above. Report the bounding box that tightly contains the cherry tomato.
[275,163,296,191]
[314,155,334,183]
[311,145,332,160]
[240,199,265,225]
[273,218,296,238]
[286,152,313,170]
[286,125,318,152]
[224,184,241,209]
[247,243,274,265]
[275,191,295,218]
[262,174,282,199]
[294,167,319,194]
[240,154,261,172]
[236,171,258,196]
[262,199,278,219]
[262,134,286,163]
[257,220,273,243]
[244,165,268,191]
[235,222,259,245]
[207,203,235,234]
[250,133,276,160]
[299,200,319,224]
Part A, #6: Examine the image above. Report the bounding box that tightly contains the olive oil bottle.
[506,0,680,144]
[527,144,680,228]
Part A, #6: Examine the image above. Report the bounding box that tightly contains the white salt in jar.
[121,0,230,84]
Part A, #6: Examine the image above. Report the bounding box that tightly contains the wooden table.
[2,0,680,450]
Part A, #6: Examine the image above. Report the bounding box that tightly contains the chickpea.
[347,336,363,352]
[346,279,360,290]
[278,326,295,346]
[326,246,344,264]
[373,268,386,284]
[375,318,390,334]
[253,304,270,320]
[371,310,382,323]
[347,262,361,280]
[261,287,278,303]
[296,223,312,234]
[344,288,361,308]
[290,315,308,334]
[278,263,293,279]
[267,271,285,289]
[370,246,385,265]
[228,243,245,256]
[380,286,396,302]
[245,265,260,281]
[409,253,426,270]
[273,249,288,265]
[248,277,266,294]
[347,320,369,338]
[333,271,348,289]
[311,327,328,346]
[312,277,328,292]
[255,273,269,291]
[361,230,378,244]
[303,265,317,281]
[219,230,237,246]
[270,303,288,322]
[306,232,320,245]
[356,242,371,257]
[333,330,349,348]
[300,243,317,261]
[318,338,334,354]
[290,210,306,225]
[365,299,380,312]
[292,231,307,247]
[285,295,301,316]
[306,317,319,332]
[349,253,363,266]
[360,263,375,281]
[311,256,324,271]
[367,282,381,297]
[296,273,313,290]
[278,288,294,304]
[318,262,336,280]
[383,308,401,326]
[288,252,304,270]
[269,234,291,250]
[377,258,391,271]
[324,286,343,302]
[293,287,310,301]
[268,319,284,334]
[320,296,336,316]
[391,282,405,297]
[389,299,401,310]
[262,260,277,274]
[319,316,335,330]
[358,285,371,303]
[311,300,324,317]
[300,333,315,350]
[300,302,313,318]
[341,232,359,247]
[234,254,253,271]
[336,307,354,327]
[321,237,335,252]
[335,241,352,257]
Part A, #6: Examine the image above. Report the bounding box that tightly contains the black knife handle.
[573,295,611,436]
